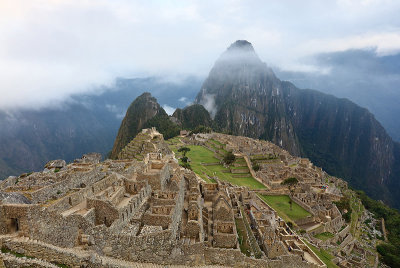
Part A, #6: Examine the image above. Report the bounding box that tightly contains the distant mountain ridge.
[1,40,399,210]
[0,77,202,179]
[195,40,400,208]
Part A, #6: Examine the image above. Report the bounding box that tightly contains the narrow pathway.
[243,155,270,190]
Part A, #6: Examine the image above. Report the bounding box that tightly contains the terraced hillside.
[168,137,265,189]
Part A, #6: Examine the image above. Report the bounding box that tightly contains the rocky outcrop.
[172,104,213,130]
[195,40,400,208]
[112,95,213,159]
[110,93,167,159]
[0,192,31,204]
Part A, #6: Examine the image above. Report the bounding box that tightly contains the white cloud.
[162,104,175,116]
[0,0,400,109]
[298,32,400,57]
[178,97,187,103]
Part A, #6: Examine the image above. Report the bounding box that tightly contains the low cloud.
[1,0,400,110]
[198,92,217,118]
[105,104,126,119]
[178,96,192,106]
[162,105,176,116]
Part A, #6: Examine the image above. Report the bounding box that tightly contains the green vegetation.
[178,147,190,157]
[314,232,335,241]
[238,204,262,258]
[333,196,352,223]
[1,246,35,259]
[235,218,251,256]
[258,195,311,222]
[356,190,400,267]
[172,104,213,130]
[170,142,264,189]
[143,114,180,139]
[209,139,224,147]
[281,177,299,210]
[190,125,212,134]
[174,145,218,183]
[53,263,71,268]
[303,240,338,268]
[250,154,278,161]
[223,151,236,165]
[252,162,260,171]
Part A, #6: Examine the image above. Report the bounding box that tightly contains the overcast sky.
[1,0,400,110]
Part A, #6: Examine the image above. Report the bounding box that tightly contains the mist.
[1,0,400,111]
[276,48,400,141]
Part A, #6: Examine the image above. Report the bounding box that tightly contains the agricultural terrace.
[303,240,339,268]
[258,195,311,223]
[314,232,335,241]
[168,138,265,189]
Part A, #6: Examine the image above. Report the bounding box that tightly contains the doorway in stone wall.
[9,218,19,233]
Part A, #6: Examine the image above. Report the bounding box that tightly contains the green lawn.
[314,232,335,241]
[170,143,265,189]
[234,158,247,164]
[210,139,224,147]
[258,195,311,222]
[231,165,249,170]
[179,145,219,183]
[303,240,338,268]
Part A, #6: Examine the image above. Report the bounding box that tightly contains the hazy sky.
[1,0,400,110]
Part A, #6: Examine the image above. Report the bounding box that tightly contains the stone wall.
[28,209,80,248]
[137,164,169,191]
[0,204,35,236]
[30,168,106,204]
[87,199,119,227]
[169,176,185,240]
[89,226,175,264]
[1,237,88,267]
[213,233,237,248]
[295,216,315,226]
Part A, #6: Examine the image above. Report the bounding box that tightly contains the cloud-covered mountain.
[196,40,400,209]
[0,76,202,179]
[276,49,400,141]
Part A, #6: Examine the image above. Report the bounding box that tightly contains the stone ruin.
[0,129,349,267]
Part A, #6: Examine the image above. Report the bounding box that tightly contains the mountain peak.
[227,40,254,51]
[217,40,262,65]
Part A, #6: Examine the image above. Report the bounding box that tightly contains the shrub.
[178,147,190,156]
[190,125,212,134]
[253,163,260,171]
[223,151,236,165]
[180,162,192,170]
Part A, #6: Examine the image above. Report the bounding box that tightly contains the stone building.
[0,129,334,267]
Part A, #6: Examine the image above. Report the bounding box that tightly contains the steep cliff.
[172,104,213,130]
[110,92,166,159]
[195,40,399,207]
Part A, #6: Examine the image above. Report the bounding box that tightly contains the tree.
[190,125,212,134]
[223,151,236,165]
[281,177,299,210]
[252,161,260,172]
[178,147,190,157]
